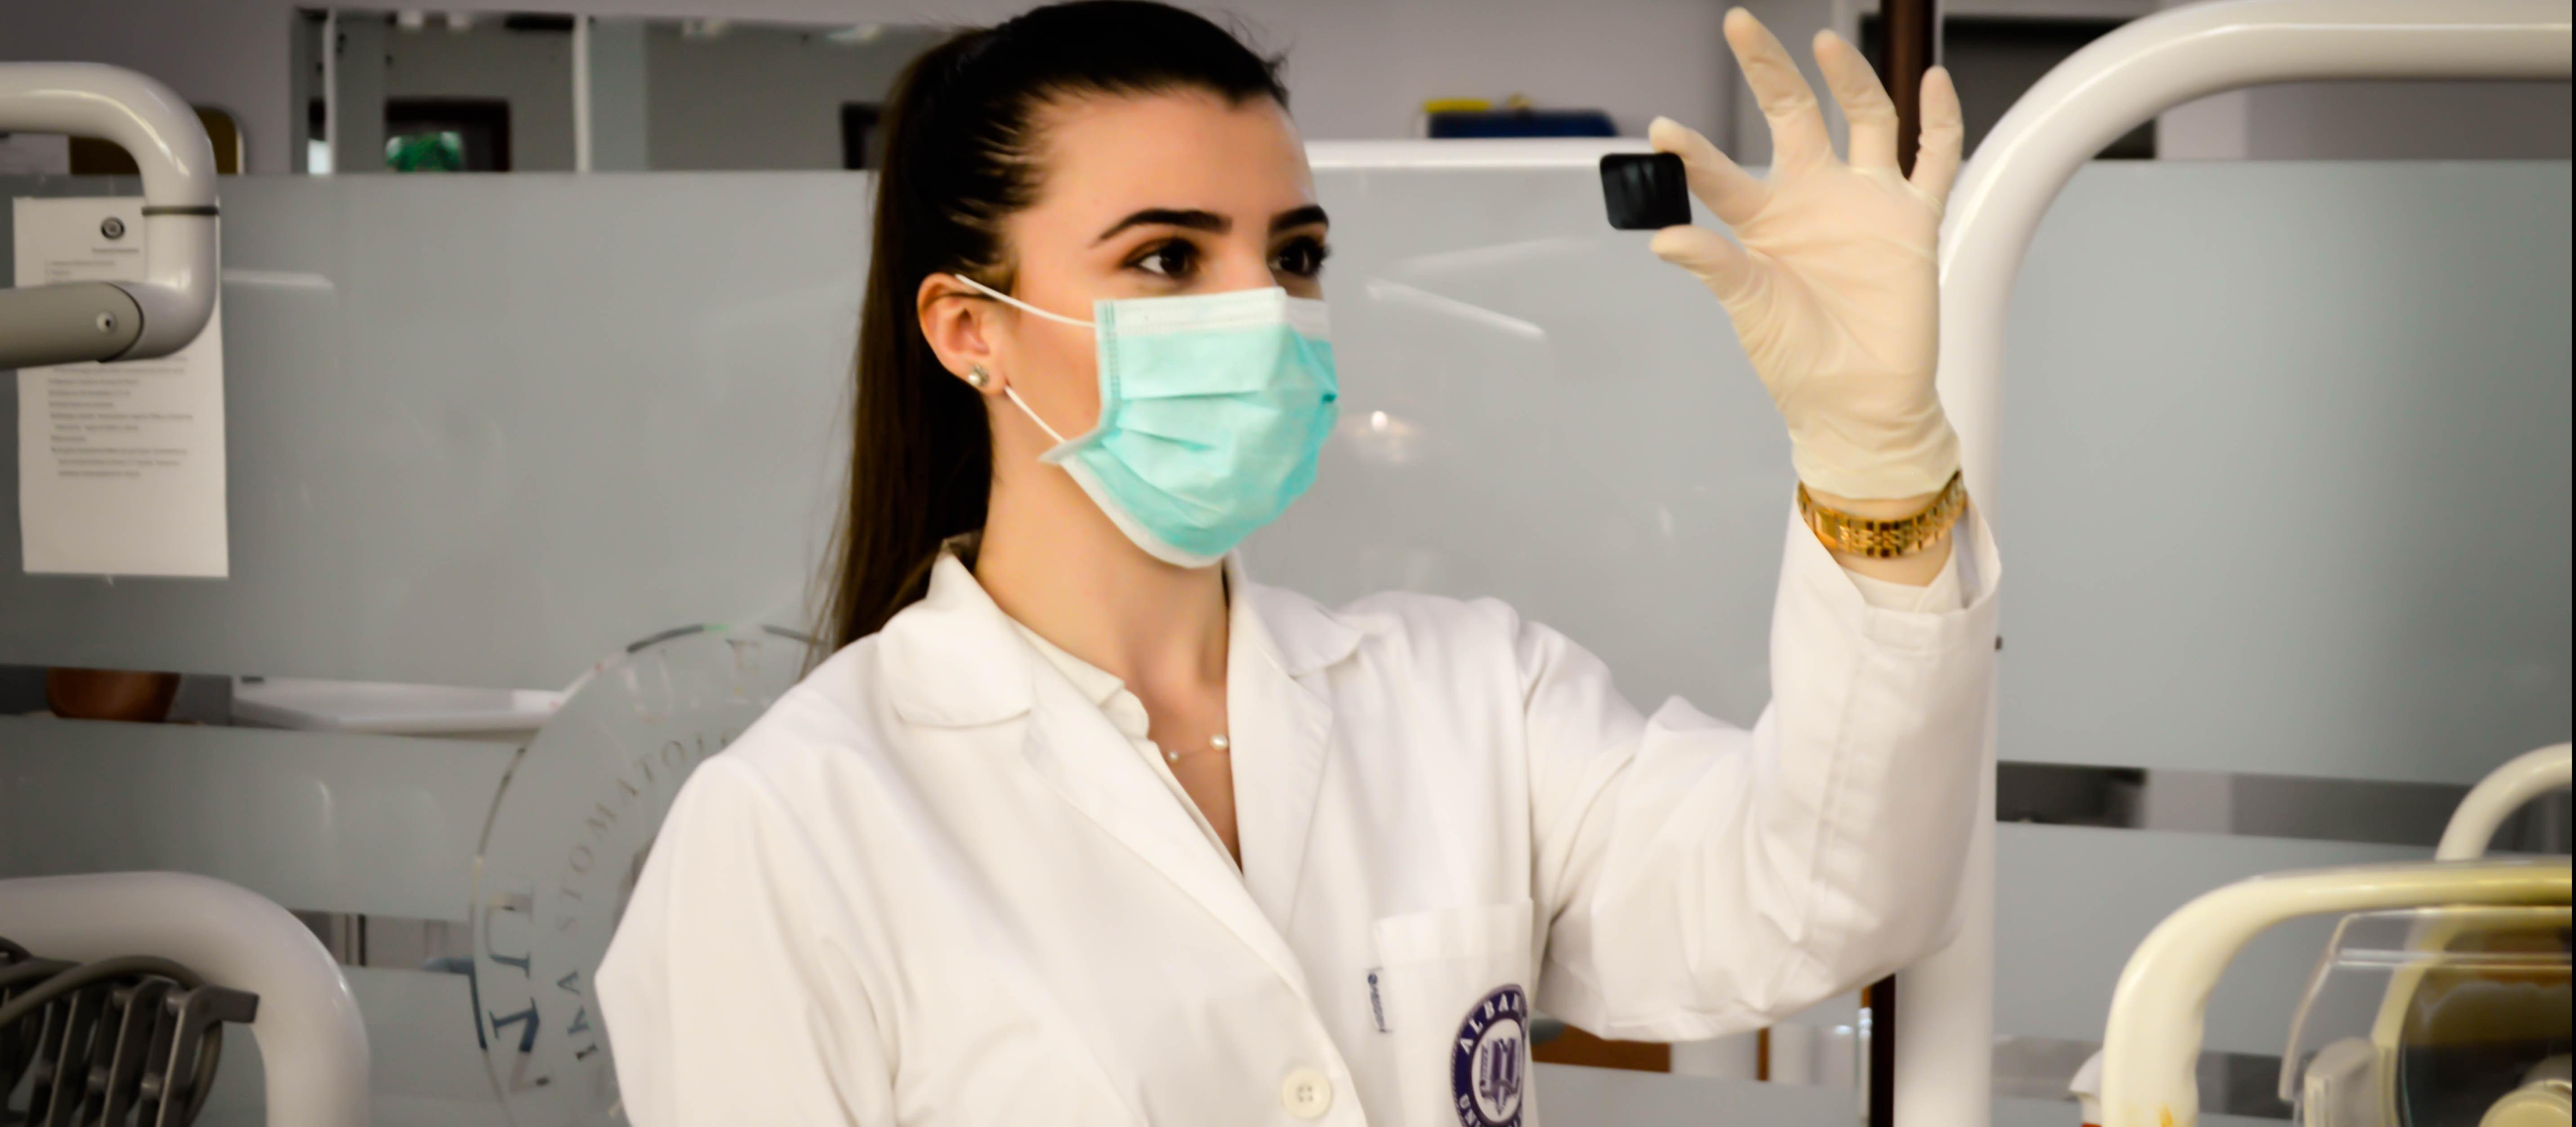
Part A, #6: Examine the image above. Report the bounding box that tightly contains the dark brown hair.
[817,0,1289,651]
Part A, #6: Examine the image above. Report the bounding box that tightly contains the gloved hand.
[1650,9,1965,501]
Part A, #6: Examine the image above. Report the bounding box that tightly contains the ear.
[916,272,1006,396]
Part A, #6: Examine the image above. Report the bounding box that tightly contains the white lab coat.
[596,505,2000,1126]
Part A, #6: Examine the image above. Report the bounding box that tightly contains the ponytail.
[816,1,1288,650]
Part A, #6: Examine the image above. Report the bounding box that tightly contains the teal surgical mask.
[954,275,1339,568]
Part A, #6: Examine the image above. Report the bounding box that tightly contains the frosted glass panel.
[6,163,2566,775]
[1995,162,2572,785]
[0,717,509,920]
[1995,822,2424,1056]
[0,174,859,690]
[7,155,2565,1127]
[1255,158,1788,722]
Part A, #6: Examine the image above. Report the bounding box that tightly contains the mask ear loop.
[947,273,1087,446]
[950,272,1092,327]
[1002,385,1068,445]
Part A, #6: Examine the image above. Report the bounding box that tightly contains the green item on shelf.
[386,131,465,172]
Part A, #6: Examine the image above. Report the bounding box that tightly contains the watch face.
[469,624,814,1126]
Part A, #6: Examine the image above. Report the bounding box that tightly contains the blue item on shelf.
[1428,109,1617,138]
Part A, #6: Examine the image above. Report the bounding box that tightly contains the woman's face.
[982,89,1326,442]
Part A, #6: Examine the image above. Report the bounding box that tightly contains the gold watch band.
[1795,471,1968,559]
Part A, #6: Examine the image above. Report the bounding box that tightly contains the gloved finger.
[1650,224,1762,306]
[1649,116,1768,227]
[1813,29,1898,172]
[1909,66,1965,202]
[1723,8,1830,170]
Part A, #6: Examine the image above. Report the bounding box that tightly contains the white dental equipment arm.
[0,872,371,1127]
[1905,3,2572,1122]
[0,63,219,370]
[2097,858,2570,1127]
[2438,743,2573,861]
[2097,743,2573,1127]
[1939,0,2575,460]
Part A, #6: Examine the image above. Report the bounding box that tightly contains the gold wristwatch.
[1795,471,1968,559]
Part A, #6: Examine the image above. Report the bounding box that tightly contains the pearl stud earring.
[966,364,991,389]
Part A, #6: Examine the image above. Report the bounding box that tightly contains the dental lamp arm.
[2437,743,2573,860]
[0,63,219,369]
[2098,859,2571,1127]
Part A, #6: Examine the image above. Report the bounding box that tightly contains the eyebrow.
[1092,204,1332,244]
[1095,208,1225,243]
[1270,204,1330,233]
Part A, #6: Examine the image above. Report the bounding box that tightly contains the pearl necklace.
[1163,733,1229,764]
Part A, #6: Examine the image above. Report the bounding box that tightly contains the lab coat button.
[1280,1067,1333,1118]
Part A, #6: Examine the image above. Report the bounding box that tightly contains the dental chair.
[2095,744,2574,1127]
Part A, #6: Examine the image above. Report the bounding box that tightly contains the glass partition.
[4,154,2568,1125]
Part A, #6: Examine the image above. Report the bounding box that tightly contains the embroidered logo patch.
[1450,984,1527,1127]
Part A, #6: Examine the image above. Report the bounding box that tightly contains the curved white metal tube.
[2097,859,2569,1127]
[1939,0,2572,506]
[0,62,219,364]
[2437,743,2574,860]
[0,872,371,1127]
[1906,4,2572,1124]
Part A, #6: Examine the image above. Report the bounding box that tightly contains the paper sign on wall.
[13,196,229,578]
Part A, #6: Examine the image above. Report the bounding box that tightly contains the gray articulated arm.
[0,63,219,369]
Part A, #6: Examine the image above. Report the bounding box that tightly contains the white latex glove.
[1650,9,1965,500]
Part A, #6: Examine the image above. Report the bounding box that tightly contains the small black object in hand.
[1599,152,1691,230]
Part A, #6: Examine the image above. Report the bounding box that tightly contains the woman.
[598,3,1996,1124]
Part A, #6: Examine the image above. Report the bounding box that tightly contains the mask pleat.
[1031,286,1338,563]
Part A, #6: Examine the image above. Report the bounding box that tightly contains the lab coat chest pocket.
[1370,900,1537,1127]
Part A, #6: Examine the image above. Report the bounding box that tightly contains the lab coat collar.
[876,542,1361,987]
[876,550,1042,728]
[1227,554,1365,680]
[877,543,1339,1002]
[1221,555,1360,928]
[877,545,1367,730]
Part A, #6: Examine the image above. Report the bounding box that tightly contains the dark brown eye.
[1131,240,1199,280]
[1272,236,1330,279]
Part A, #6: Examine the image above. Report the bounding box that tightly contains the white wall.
[641,22,945,171]
[2161,81,2572,160]
[2152,0,2570,161]
[1246,0,1733,142]
[1,0,295,172]
[1727,0,2572,166]
[377,18,581,171]
[1730,0,2169,168]
[1,0,1743,175]
[321,18,942,172]
[10,0,2560,175]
